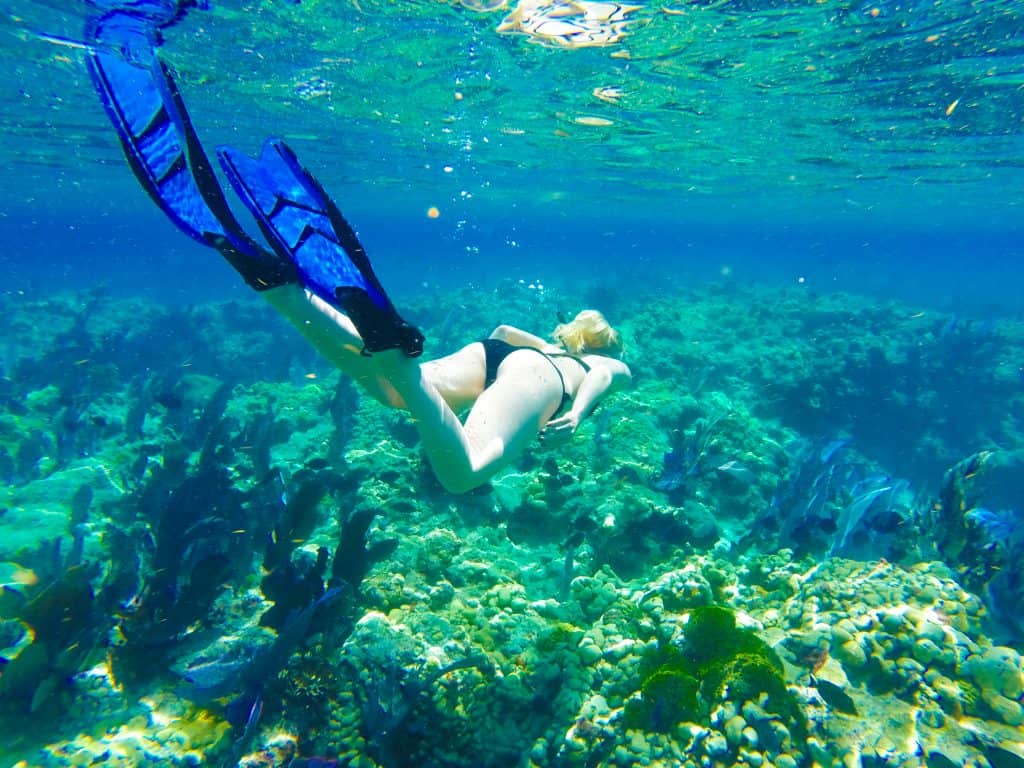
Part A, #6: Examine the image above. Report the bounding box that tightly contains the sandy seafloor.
[1,277,1023,768]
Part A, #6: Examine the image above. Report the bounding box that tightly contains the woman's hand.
[541,411,581,445]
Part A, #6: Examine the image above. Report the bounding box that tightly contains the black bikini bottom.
[479,339,570,413]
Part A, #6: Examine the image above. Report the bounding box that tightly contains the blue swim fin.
[217,140,424,357]
[86,12,296,290]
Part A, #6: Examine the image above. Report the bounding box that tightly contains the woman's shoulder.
[583,353,632,377]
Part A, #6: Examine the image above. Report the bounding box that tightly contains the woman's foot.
[334,287,424,357]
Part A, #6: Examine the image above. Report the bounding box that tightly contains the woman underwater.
[273,290,631,493]
[87,31,631,494]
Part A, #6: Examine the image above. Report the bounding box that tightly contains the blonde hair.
[552,310,624,358]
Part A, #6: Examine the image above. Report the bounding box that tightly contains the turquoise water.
[2,1,1022,306]
[1,2,1023,767]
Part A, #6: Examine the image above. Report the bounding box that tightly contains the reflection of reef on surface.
[0,279,1022,767]
[495,0,642,48]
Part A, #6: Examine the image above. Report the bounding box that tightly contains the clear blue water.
[1,0,1021,313]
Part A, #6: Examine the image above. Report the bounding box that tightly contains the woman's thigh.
[463,352,562,456]
[422,342,488,410]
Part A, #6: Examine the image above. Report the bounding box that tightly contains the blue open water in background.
[2,182,1022,314]
[1,0,1021,315]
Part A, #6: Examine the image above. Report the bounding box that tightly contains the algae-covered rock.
[415,528,463,579]
[570,569,621,622]
[622,605,804,746]
[963,646,1024,700]
[623,664,701,733]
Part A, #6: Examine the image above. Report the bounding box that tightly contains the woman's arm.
[488,324,559,352]
[573,359,632,418]
[543,359,632,442]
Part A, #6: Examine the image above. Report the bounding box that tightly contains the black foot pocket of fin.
[217,139,424,357]
[335,287,425,357]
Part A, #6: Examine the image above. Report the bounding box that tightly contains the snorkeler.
[86,12,631,494]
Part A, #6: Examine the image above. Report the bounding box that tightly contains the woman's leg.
[261,288,488,412]
[264,287,493,412]
[419,343,488,412]
[261,284,405,407]
[375,349,562,493]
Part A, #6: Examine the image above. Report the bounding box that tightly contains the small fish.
[812,676,858,715]
[223,691,261,730]
[155,392,183,410]
[0,562,38,589]
[965,508,1021,547]
[244,696,263,732]
[938,315,960,338]
[715,460,758,486]
[183,658,247,690]
[819,439,849,465]
[30,676,59,713]
[305,457,329,470]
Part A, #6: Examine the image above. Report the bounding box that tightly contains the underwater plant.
[0,539,104,718]
[111,389,350,688]
[623,646,700,733]
[108,454,249,688]
[655,411,727,500]
[259,469,335,631]
[179,486,398,763]
[186,588,345,765]
[625,606,804,739]
[260,468,398,630]
[828,476,918,560]
[933,449,1024,642]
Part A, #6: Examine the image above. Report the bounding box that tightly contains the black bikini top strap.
[548,351,591,374]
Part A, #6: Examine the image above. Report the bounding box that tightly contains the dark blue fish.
[655,448,687,492]
[938,315,960,338]
[812,676,858,715]
[965,507,1022,547]
[819,439,849,465]
[182,658,247,691]
[225,692,263,731]
[830,478,912,558]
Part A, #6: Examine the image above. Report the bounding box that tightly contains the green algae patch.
[536,622,586,655]
[625,606,804,736]
[624,663,700,733]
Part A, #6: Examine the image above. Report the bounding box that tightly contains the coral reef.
[1,281,1023,767]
